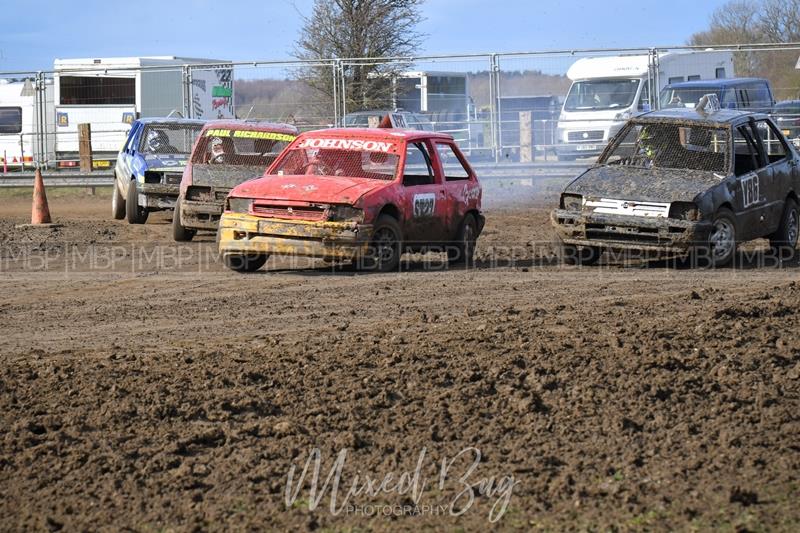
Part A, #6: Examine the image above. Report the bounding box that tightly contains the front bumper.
[551,209,713,253]
[181,198,225,231]
[139,183,179,209]
[218,212,373,260]
[555,142,608,159]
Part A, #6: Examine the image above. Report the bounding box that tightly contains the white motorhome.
[555,51,735,161]
[52,56,234,165]
[0,79,54,170]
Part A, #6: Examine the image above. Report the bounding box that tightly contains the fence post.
[649,48,660,111]
[490,54,501,163]
[182,65,192,119]
[519,111,533,163]
[78,123,92,173]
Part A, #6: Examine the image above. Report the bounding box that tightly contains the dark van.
[659,78,775,114]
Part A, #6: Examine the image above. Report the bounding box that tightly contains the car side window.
[435,143,471,181]
[733,124,764,176]
[637,81,650,112]
[755,119,789,164]
[722,88,736,108]
[402,142,435,186]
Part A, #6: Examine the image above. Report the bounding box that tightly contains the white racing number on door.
[413,193,436,217]
[741,174,760,208]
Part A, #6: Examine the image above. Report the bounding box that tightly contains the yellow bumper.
[217,212,373,259]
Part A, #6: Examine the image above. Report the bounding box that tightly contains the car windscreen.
[192,129,296,166]
[601,122,729,173]
[774,103,800,117]
[564,79,640,111]
[660,87,720,109]
[139,124,204,155]
[269,139,400,180]
[344,113,387,127]
[0,107,22,134]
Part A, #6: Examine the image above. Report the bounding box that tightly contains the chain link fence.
[0,44,799,172]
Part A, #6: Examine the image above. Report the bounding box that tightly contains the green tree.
[294,0,425,115]
[690,0,800,99]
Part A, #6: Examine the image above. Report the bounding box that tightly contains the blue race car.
[112,118,205,224]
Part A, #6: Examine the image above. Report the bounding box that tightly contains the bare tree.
[689,0,800,99]
[294,0,425,116]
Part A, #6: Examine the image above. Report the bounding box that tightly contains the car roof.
[297,127,453,142]
[664,78,768,89]
[136,117,206,126]
[638,107,768,125]
[200,119,298,135]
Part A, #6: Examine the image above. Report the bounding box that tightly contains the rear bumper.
[218,212,373,260]
[139,183,179,209]
[551,208,713,253]
[181,199,224,231]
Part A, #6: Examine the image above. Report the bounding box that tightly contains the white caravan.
[52,56,234,166]
[555,51,735,161]
[0,79,54,171]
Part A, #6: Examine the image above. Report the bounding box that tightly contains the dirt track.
[1,193,799,531]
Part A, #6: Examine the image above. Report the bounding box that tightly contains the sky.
[0,0,731,73]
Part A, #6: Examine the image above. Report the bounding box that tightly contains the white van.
[555,51,735,161]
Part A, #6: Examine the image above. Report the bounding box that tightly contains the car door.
[399,140,448,248]
[731,120,771,240]
[433,141,479,239]
[753,118,796,233]
[115,122,141,195]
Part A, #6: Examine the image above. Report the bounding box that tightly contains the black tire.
[557,237,601,266]
[694,208,736,268]
[126,179,149,225]
[769,198,798,260]
[357,214,402,273]
[112,176,126,220]
[448,214,478,266]
[172,198,195,242]
[222,253,268,273]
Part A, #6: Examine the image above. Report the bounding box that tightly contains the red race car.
[217,128,484,272]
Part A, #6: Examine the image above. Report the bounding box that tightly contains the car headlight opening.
[227,198,253,214]
[668,202,699,221]
[328,205,364,223]
[560,193,583,211]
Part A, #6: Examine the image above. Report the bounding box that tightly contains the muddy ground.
[0,191,799,532]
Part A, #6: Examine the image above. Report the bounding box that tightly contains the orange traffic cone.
[16,168,60,229]
[31,169,52,224]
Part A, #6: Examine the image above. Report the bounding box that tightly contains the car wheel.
[769,198,798,260]
[172,198,196,242]
[126,179,149,225]
[448,214,477,266]
[558,238,601,266]
[698,208,736,268]
[112,176,126,220]
[222,253,268,273]
[358,214,402,273]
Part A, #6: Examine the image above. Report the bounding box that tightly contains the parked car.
[660,78,775,114]
[172,120,298,241]
[551,99,800,267]
[344,110,434,131]
[112,118,205,224]
[773,100,800,148]
[217,128,484,272]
